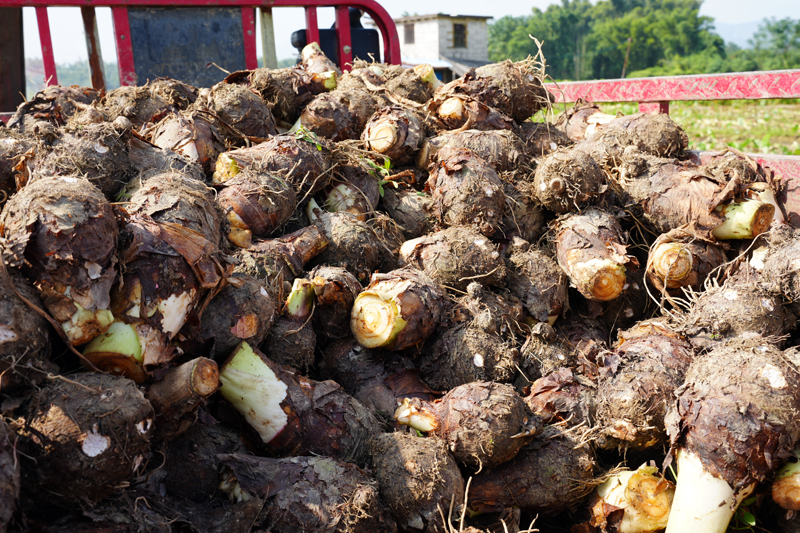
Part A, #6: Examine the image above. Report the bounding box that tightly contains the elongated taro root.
[193,82,278,141]
[0,176,117,345]
[217,169,297,248]
[300,90,388,142]
[362,106,425,166]
[148,111,226,175]
[594,320,694,451]
[664,338,800,533]
[646,228,728,295]
[351,267,447,350]
[0,420,20,533]
[221,453,397,533]
[16,373,154,506]
[261,278,316,371]
[213,133,333,200]
[417,129,529,173]
[370,432,465,533]
[555,209,637,302]
[553,101,617,142]
[88,171,224,378]
[468,429,596,516]
[399,226,506,291]
[426,147,506,237]
[219,342,380,466]
[395,381,541,468]
[533,146,606,214]
[308,265,362,341]
[505,241,568,324]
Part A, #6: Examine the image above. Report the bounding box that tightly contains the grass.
[550,99,800,156]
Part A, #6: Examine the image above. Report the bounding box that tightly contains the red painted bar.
[0,112,13,123]
[335,4,352,70]
[35,6,58,85]
[546,70,800,104]
[638,101,669,114]
[305,5,319,46]
[111,6,136,85]
[241,6,257,70]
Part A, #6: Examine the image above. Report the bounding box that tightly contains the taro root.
[147,77,198,109]
[0,420,20,533]
[417,129,529,173]
[0,128,34,197]
[755,225,800,314]
[163,423,246,502]
[350,267,446,351]
[219,342,380,466]
[183,274,278,360]
[519,121,573,158]
[370,431,465,533]
[428,95,518,133]
[89,171,224,379]
[323,337,437,419]
[456,281,527,336]
[126,134,206,180]
[362,106,425,166]
[588,266,652,332]
[681,265,793,349]
[232,225,329,294]
[533,146,606,214]
[664,338,800,533]
[646,228,728,295]
[426,147,506,237]
[553,100,616,142]
[594,320,694,451]
[399,226,506,291]
[308,265,362,341]
[324,163,380,221]
[555,208,637,302]
[435,61,551,123]
[380,186,434,239]
[7,85,101,133]
[31,122,136,200]
[500,180,546,242]
[217,169,297,248]
[148,111,226,175]
[514,322,575,388]
[193,82,278,141]
[467,429,596,516]
[225,66,335,124]
[524,367,595,427]
[261,278,316,371]
[300,89,388,142]
[16,373,154,506]
[0,176,117,345]
[213,133,333,200]
[505,241,568,324]
[310,210,388,282]
[394,381,541,469]
[301,42,341,76]
[384,64,439,104]
[220,453,397,533]
[0,269,55,392]
[98,85,171,127]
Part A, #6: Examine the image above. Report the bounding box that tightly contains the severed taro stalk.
[84,171,225,380]
[664,338,800,533]
[426,147,506,237]
[646,228,728,295]
[308,265,362,342]
[429,94,519,133]
[505,240,568,325]
[219,454,397,533]
[553,100,617,142]
[362,106,425,166]
[193,82,278,142]
[16,373,154,507]
[369,431,465,533]
[148,111,227,175]
[219,341,380,466]
[0,176,118,346]
[300,89,389,142]
[261,277,316,371]
[350,267,446,351]
[417,129,529,173]
[217,169,297,248]
[468,428,596,516]
[301,42,342,76]
[555,209,638,302]
[399,226,506,291]
[213,133,333,201]
[773,446,800,512]
[519,121,573,159]
[594,320,694,452]
[323,163,380,221]
[394,381,541,469]
[586,464,675,533]
[533,146,606,214]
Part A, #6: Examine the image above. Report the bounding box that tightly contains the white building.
[393,13,492,83]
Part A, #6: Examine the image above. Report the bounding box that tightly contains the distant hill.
[713,21,760,48]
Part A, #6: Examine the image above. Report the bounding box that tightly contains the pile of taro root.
[4,43,800,533]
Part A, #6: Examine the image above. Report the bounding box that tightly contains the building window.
[404,23,415,44]
[453,23,467,48]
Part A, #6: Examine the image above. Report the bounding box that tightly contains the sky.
[21,0,800,68]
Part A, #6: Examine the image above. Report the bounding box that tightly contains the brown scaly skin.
[553,100,616,142]
[519,121,573,159]
[417,129,529,173]
[7,85,101,133]
[504,242,568,323]
[308,265,362,342]
[193,82,278,142]
[148,111,227,176]
[300,89,389,142]
[362,105,425,166]
[756,225,800,316]
[380,187,434,240]
[665,337,800,493]
[426,147,506,237]
[525,367,596,428]
[147,77,198,109]
[0,420,20,533]
[594,320,694,451]
[0,128,35,198]
[325,162,381,220]
[500,180,546,242]
[98,85,172,128]
[454,281,527,336]
[399,226,506,292]
[221,453,397,533]
[428,94,519,133]
[513,322,576,390]
[533,146,606,214]
[396,381,541,469]
[311,211,389,282]
[15,373,154,507]
[369,432,465,533]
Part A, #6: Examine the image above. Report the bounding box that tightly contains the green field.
[554,100,800,156]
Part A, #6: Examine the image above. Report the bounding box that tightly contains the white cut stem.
[665,449,755,533]
[711,199,774,240]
